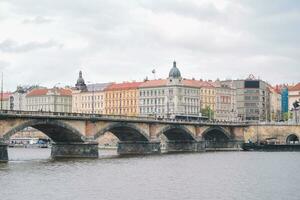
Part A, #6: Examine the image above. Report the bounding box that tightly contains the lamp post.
[0,72,3,110]
[53,83,60,112]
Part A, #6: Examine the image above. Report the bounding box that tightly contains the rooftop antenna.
[1,72,3,110]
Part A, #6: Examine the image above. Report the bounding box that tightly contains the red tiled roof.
[139,79,168,88]
[27,88,48,96]
[59,88,72,96]
[0,92,12,100]
[289,83,300,91]
[139,78,216,88]
[183,79,215,88]
[104,82,143,91]
[27,88,72,97]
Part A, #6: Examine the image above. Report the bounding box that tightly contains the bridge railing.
[0,110,249,125]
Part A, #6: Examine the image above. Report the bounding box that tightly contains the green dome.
[169,61,181,78]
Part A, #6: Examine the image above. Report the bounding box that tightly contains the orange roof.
[139,78,216,88]
[183,79,215,88]
[104,82,143,91]
[289,83,300,91]
[27,88,72,97]
[0,92,12,100]
[139,79,168,88]
[182,79,203,88]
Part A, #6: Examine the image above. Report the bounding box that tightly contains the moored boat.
[242,142,300,151]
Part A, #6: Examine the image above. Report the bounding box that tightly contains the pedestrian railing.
[0,109,286,126]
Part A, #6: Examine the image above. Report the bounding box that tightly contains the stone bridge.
[0,110,299,161]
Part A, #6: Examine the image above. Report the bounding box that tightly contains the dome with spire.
[168,61,181,79]
[75,70,87,91]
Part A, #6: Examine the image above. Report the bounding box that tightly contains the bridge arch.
[3,119,84,143]
[286,134,299,144]
[157,125,196,141]
[202,126,231,142]
[94,122,150,142]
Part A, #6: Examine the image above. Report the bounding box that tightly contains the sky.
[0,0,300,91]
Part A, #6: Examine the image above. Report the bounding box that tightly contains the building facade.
[199,81,216,113]
[288,83,300,110]
[8,85,41,111]
[26,88,72,112]
[288,83,300,123]
[104,82,142,116]
[72,83,112,114]
[214,82,237,121]
[139,62,201,118]
[0,92,12,110]
[269,86,282,121]
[276,85,289,114]
[222,76,272,121]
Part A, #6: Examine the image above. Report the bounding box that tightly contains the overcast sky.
[0,0,299,91]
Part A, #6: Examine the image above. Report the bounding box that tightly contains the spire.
[173,61,176,68]
[75,70,87,91]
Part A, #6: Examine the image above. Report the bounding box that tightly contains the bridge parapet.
[0,110,248,126]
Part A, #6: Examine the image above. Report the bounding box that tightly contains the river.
[0,148,300,200]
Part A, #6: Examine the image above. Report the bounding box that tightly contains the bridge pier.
[165,141,206,153]
[0,142,8,162]
[117,141,161,155]
[51,142,99,159]
[205,140,243,151]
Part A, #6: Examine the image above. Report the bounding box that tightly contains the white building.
[9,86,39,111]
[139,61,201,118]
[26,88,72,112]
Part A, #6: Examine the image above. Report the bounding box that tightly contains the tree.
[283,112,292,121]
[201,106,214,120]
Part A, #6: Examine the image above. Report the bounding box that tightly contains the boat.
[242,142,300,151]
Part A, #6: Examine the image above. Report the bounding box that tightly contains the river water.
[0,148,300,200]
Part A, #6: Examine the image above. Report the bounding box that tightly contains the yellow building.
[199,81,216,112]
[72,83,112,114]
[104,82,143,116]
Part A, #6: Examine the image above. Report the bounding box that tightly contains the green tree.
[201,106,214,120]
[283,112,288,121]
[283,112,292,121]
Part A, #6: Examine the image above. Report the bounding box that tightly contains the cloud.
[0,39,63,53]
[0,0,299,91]
[22,16,53,24]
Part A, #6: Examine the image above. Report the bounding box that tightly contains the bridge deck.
[0,110,248,126]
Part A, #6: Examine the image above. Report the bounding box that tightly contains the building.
[214,81,237,121]
[222,75,272,121]
[8,85,41,111]
[139,61,201,118]
[288,83,300,110]
[72,83,112,114]
[269,86,282,121]
[26,88,72,112]
[199,80,216,113]
[274,84,289,114]
[0,92,12,110]
[104,81,143,116]
[288,83,300,123]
